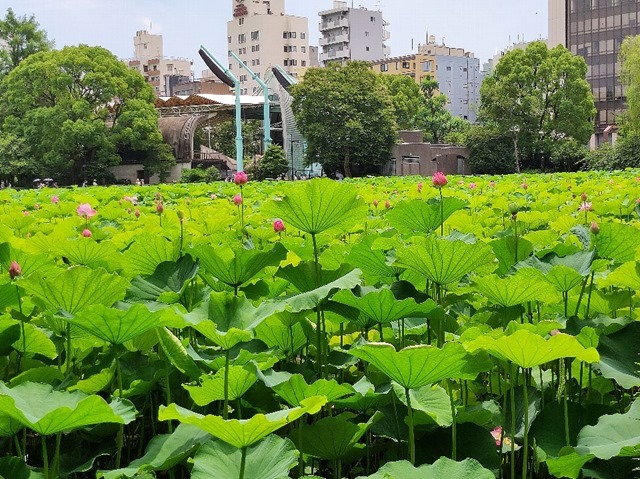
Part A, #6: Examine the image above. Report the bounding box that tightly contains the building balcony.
[319,33,349,46]
[319,18,349,31]
[320,48,350,62]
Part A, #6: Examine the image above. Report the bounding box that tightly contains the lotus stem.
[115,352,125,468]
[510,364,516,479]
[16,284,25,373]
[41,435,49,479]
[53,432,62,479]
[447,380,457,460]
[513,216,518,264]
[522,368,529,479]
[224,349,230,420]
[335,459,342,479]
[405,387,415,465]
[298,419,305,477]
[439,188,444,236]
[312,233,323,378]
[585,272,595,319]
[239,446,247,479]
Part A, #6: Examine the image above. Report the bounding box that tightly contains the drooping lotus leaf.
[184,291,287,350]
[193,242,287,289]
[465,330,599,368]
[127,255,199,303]
[65,304,164,345]
[120,234,179,278]
[191,435,298,479]
[276,262,355,293]
[332,288,437,324]
[545,451,595,479]
[282,268,362,313]
[0,456,44,479]
[346,239,402,281]
[333,376,388,410]
[21,266,129,314]
[0,317,21,355]
[355,457,495,479]
[489,235,534,275]
[158,396,327,449]
[599,261,640,291]
[473,269,558,307]
[596,321,640,389]
[53,238,118,268]
[68,366,115,395]
[392,382,453,426]
[396,237,495,286]
[101,424,211,479]
[184,366,257,406]
[545,265,585,293]
[0,382,136,435]
[0,283,19,312]
[294,411,383,460]
[156,327,201,380]
[350,341,491,390]
[576,398,640,460]
[386,197,467,234]
[595,222,640,263]
[254,314,307,355]
[12,321,57,359]
[269,373,355,407]
[268,178,367,235]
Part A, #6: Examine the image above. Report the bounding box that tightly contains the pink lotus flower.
[22,211,29,216]
[51,196,59,204]
[211,194,218,200]
[489,181,495,188]
[81,229,92,238]
[491,427,503,446]
[417,182,423,193]
[77,203,96,218]
[123,195,138,205]
[273,219,285,233]
[579,201,592,212]
[233,194,243,206]
[550,329,561,336]
[432,172,448,189]
[234,171,248,185]
[156,202,164,214]
[8,260,21,279]
[469,182,477,189]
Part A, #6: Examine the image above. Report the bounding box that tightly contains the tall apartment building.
[549,0,640,145]
[318,0,390,66]
[125,30,193,97]
[227,0,310,95]
[371,38,482,122]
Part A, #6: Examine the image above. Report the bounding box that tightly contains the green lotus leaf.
[2,247,55,278]
[600,261,640,291]
[100,424,211,479]
[392,382,453,426]
[294,411,383,461]
[346,239,402,281]
[0,283,19,313]
[158,396,327,449]
[0,456,44,479]
[276,262,355,293]
[12,322,57,360]
[65,304,164,345]
[545,451,595,479]
[9,367,64,388]
[473,269,558,307]
[127,255,199,304]
[21,266,129,314]
[545,265,585,292]
[596,321,640,389]
[576,398,640,460]
[396,236,495,286]
[269,178,367,235]
[193,242,287,289]
[120,234,179,278]
[350,341,491,390]
[0,317,20,355]
[465,329,599,368]
[333,376,388,410]
[490,235,534,275]
[386,197,467,234]
[254,315,307,356]
[184,366,257,406]
[68,366,115,395]
[282,268,362,313]
[191,435,298,479]
[269,374,355,407]
[0,415,22,437]
[333,287,437,324]
[0,382,136,436]
[595,222,640,263]
[156,327,201,380]
[53,238,118,268]
[356,457,495,479]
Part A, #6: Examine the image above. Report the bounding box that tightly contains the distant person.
[92,179,97,186]
[335,172,344,181]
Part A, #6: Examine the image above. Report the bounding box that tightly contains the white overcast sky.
[4,0,548,75]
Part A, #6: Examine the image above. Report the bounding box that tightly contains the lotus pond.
[0,171,639,479]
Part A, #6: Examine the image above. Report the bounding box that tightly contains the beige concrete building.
[318,0,390,66]
[125,30,193,97]
[227,0,310,95]
[549,0,640,145]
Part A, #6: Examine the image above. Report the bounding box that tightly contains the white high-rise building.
[227,0,310,95]
[318,0,390,66]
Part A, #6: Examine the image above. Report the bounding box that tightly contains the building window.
[239,18,244,25]
[365,31,369,37]
[301,46,306,53]
[283,31,297,39]
[381,64,388,72]
[366,47,370,51]
[301,32,306,39]
[446,66,452,71]
[228,36,231,44]
[370,16,376,22]
[238,33,246,44]
[302,60,306,66]
[251,45,260,52]
[402,61,410,69]
[251,31,259,41]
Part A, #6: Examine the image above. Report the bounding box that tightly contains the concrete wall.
[391,133,470,176]
[548,0,567,48]
[111,162,190,185]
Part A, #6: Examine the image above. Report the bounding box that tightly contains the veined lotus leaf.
[350,341,491,390]
[576,398,640,460]
[9,367,64,388]
[332,288,437,324]
[386,197,467,234]
[13,322,57,359]
[0,382,136,435]
[355,457,495,479]
[156,328,201,380]
[268,178,367,235]
[490,236,534,275]
[21,266,129,314]
[101,424,211,479]
[473,269,558,307]
[2,247,55,278]
[333,376,388,410]
[294,411,383,460]
[120,234,179,278]
[346,238,403,282]
[282,268,362,313]
[65,304,164,345]
[127,255,199,304]
[184,291,287,350]
[545,265,585,292]
[465,329,599,368]
[184,366,257,406]
[596,321,640,389]
[599,261,640,291]
[270,374,355,407]
[595,222,640,263]
[254,315,307,355]
[0,456,44,479]
[53,238,118,268]
[0,317,20,355]
[392,382,453,427]
[0,415,22,437]
[68,366,115,395]
[192,242,286,289]
[546,451,595,479]
[276,262,355,293]
[158,396,327,449]
[0,283,19,313]
[396,236,495,286]
[191,435,298,479]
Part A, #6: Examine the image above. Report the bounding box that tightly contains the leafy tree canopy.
[479,41,595,171]
[0,44,174,185]
[620,35,640,135]
[0,8,53,78]
[291,61,397,177]
[254,143,288,180]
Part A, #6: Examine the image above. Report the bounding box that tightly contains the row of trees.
[0,9,174,186]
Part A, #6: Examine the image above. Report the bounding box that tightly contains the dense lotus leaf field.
[0,171,639,479]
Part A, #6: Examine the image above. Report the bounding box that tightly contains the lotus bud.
[590,221,600,235]
[273,219,285,233]
[8,261,21,279]
[82,229,92,238]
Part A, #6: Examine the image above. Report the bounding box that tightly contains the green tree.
[465,124,516,174]
[255,143,288,180]
[620,35,640,133]
[291,61,396,177]
[0,45,173,184]
[479,41,595,172]
[0,8,53,78]
[380,74,424,130]
[199,120,262,161]
[415,78,458,144]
